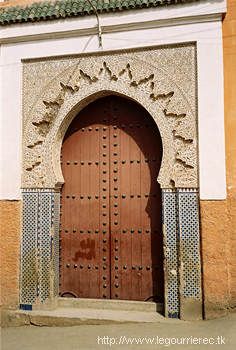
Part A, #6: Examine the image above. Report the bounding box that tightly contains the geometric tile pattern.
[162,189,179,318]
[39,190,52,302]
[177,189,201,300]
[53,191,60,297]
[20,189,60,306]
[20,189,38,305]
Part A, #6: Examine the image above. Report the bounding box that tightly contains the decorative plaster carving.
[22,44,198,189]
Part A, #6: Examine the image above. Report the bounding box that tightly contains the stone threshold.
[58,297,164,313]
[2,299,183,327]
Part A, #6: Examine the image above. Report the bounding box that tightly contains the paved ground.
[1,313,236,350]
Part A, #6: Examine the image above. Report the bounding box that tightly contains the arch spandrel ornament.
[22,44,198,189]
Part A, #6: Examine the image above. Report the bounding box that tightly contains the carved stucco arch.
[22,46,198,189]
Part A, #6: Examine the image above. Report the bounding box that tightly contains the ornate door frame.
[20,44,202,319]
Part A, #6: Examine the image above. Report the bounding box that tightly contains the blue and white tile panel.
[20,190,38,305]
[53,191,60,297]
[162,189,179,318]
[177,189,201,301]
[20,189,60,306]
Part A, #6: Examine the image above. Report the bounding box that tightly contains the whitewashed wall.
[0,0,227,200]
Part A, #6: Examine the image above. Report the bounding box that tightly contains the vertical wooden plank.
[109,96,121,300]
[88,116,100,298]
[149,121,164,301]
[69,123,81,296]
[130,106,142,301]
[140,121,153,301]
[119,122,132,300]
[78,121,91,298]
[100,100,111,299]
[113,99,131,300]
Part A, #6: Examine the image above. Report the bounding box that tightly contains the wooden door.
[60,95,163,302]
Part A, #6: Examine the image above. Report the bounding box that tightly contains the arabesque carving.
[22,44,198,189]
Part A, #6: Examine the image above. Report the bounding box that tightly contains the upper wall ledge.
[0,0,227,44]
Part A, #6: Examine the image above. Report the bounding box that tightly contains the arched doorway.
[60,95,163,302]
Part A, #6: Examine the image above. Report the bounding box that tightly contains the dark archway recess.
[60,95,163,302]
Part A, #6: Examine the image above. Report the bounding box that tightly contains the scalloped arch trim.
[22,45,198,189]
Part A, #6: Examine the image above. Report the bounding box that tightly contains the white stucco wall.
[0,1,227,200]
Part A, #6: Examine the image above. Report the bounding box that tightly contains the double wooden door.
[60,95,163,301]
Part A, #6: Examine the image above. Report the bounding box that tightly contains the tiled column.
[177,188,202,320]
[162,189,179,318]
[162,188,202,320]
[20,189,38,309]
[20,189,60,310]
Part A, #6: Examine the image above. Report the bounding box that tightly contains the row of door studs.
[62,159,157,164]
[60,264,157,270]
[62,194,158,199]
[68,124,152,132]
